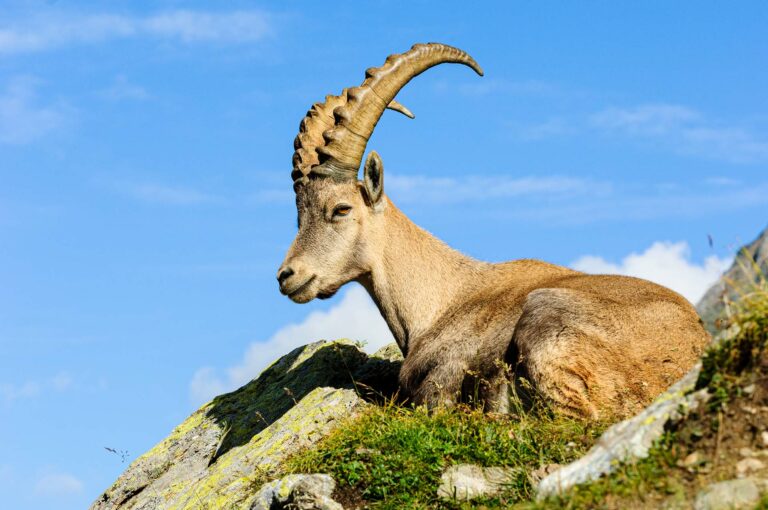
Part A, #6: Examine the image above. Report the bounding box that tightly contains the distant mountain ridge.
[697,224,768,332]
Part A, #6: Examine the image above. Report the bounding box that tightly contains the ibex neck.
[358,198,485,354]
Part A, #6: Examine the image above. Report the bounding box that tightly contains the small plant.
[697,265,768,410]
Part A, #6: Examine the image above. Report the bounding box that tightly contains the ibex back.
[277,43,710,419]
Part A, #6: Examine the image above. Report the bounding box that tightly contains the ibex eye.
[333,205,352,217]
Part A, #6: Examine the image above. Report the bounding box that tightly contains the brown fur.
[278,177,710,419]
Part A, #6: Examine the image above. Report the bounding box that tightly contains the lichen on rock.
[90,340,393,510]
[250,473,343,510]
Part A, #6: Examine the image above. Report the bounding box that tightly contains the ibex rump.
[277,43,710,419]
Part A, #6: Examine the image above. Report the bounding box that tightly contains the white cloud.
[386,174,610,204]
[126,183,221,205]
[142,10,272,43]
[571,241,731,304]
[34,471,83,496]
[0,380,41,402]
[190,285,395,405]
[100,75,149,101]
[0,9,273,55]
[0,76,68,144]
[1,371,75,404]
[590,104,701,136]
[590,103,768,163]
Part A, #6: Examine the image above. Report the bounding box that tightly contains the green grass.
[287,403,603,509]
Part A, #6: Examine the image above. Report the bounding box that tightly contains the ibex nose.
[277,267,294,284]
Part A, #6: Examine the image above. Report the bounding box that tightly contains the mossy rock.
[91,340,399,510]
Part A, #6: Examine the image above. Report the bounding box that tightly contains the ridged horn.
[292,43,482,186]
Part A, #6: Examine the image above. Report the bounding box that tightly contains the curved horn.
[292,43,482,185]
[292,91,349,185]
[292,93,416,186]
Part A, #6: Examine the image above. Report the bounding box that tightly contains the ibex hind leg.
[506,288,614,419]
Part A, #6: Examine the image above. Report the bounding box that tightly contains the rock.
[437,464,518,501]
[250,474,343,510]
[697,224,768,333]
[537,364,709,499]
[736,457,765,477]
[528,463,561,485]
[739,447,757,458]
[678,451,705,469]
[351,342,403,402]
[90,340,381,510]
[694,478,766,510]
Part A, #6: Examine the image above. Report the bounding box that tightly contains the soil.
[332,483,368,510]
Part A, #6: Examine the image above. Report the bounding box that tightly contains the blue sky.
[1,1,767,508]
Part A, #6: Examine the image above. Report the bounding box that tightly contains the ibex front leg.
[400,356,468,409]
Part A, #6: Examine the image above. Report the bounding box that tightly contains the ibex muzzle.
[276,43,710,419]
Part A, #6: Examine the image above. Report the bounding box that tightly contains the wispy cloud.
[34,471,84,496]
[589,103,768,163]
[248,173,608,206]
[0,76,70,144]
[1,371,74,404]
[512,103,768,164]
[123,183,222,205]
[0,9,273,55]
[246,172,768,225]
[572,241,731,304]
[590,104,701,136]
[99,75,149,101]
[190,285,394,405]
[387,173,610,204]
[499,179,768,225]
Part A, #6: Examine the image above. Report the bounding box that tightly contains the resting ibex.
[277,43,710,419]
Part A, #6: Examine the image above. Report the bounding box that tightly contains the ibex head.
[277,43,482,303]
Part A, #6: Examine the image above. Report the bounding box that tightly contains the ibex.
[277,43,710,419]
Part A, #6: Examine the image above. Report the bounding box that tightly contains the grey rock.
[694,478,768,510]
[736,457,765,477]
[251,474,343,510]
[91,340,375,510]
[437,464,518,501]
[697,224,768,333]
[537,364,709,499]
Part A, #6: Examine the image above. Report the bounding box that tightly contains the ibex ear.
[363,150,384,211]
